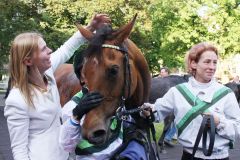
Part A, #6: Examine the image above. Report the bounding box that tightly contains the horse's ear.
[113,14,137,45]
[75,22,94,41]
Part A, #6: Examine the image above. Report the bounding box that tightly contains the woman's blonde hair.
[9,32,42,106]
[185,42,218,76]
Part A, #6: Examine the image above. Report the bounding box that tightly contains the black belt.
[192,115,215,159]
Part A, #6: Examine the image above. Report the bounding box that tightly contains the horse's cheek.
[130,66,139,94]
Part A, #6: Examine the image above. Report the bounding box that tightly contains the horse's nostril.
[93,130,106,138]
[88,129,106,144]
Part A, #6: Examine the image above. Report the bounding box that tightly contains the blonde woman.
[4,14,110,160]
[143,42,240,160]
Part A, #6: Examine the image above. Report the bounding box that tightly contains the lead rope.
[147,110,161,160]
[191,115,215,159]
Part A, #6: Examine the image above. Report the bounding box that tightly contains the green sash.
[176,84,231,136]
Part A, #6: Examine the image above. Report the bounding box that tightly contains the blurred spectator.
[232,75,240,84]
[159,67,169,77]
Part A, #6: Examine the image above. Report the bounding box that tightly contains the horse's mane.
[73,50,85,80]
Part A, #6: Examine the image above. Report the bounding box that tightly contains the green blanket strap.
[75,118,123,155]
[176,84,232,136]
[71,91,83,104]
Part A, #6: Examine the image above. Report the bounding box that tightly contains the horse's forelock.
[84,25,115,58]
[74,25,117,85]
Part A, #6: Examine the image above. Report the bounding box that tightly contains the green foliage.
[148,0,240,73]
[154,123,164,140]
[0,0,44,67]
[0,0,240,74]
[0,0,153,66]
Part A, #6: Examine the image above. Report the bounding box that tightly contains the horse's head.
[75,15,151,144]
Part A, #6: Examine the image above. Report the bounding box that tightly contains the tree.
[148,0,240,73]
[1,0,239,75]
[0,0,153,72]
[0,0,45,68]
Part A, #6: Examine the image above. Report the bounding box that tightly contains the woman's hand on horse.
[72,92,104,120]
[86,13,111,32]
[140,103,155,118]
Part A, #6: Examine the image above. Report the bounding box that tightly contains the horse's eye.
[108,65,119,77]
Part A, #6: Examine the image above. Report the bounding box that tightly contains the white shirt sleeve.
[4,103,30,160]
[215,92,240,141]
[154,88,175,122]
[60,100,82,153]
[59,118,81,153]
[50,31,87,72]
[61,100,77,123]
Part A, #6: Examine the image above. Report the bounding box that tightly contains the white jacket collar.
[188,77,218,103]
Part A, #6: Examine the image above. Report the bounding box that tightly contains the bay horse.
[55,15,154,158]
[54,64,81,106]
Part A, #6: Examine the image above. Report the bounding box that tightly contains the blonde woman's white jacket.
[4,31,86,160]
